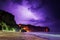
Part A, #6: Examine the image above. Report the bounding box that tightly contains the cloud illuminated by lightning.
[17,5,39,20]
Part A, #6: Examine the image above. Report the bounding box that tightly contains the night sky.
[0,0,60,32]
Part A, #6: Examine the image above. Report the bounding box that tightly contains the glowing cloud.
[17,5,39,20]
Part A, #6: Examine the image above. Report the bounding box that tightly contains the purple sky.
[0,0,48,25]
[0,0,60,32]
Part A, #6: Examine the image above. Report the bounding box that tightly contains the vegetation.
[0,21,16,32]
[0,10,20,32]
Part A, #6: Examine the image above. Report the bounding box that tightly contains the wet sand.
[0,32,48,40]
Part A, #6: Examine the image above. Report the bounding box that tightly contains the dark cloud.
[0,0,60,32]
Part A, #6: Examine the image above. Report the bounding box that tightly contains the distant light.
[27,30,30,32]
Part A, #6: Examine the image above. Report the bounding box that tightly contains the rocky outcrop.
[18,24,50,32]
